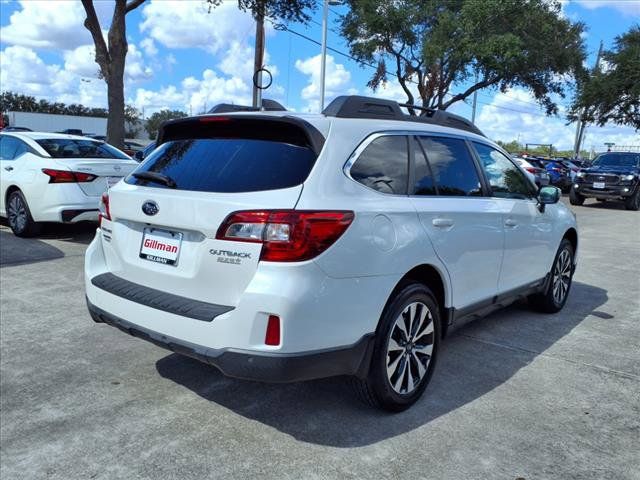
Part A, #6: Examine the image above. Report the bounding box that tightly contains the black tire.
[528,239,574,313]
[353,282,441,412]
[6,190,40,237]
[624,188,640,211]
[569,187,585,206]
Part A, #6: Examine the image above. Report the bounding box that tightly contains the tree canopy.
[1,91,140,123]
[205,0,315,23]
[144,109,187,140]
[340,0,586,114]
[569,25,640,130]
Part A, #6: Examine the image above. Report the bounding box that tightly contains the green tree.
[81,0,146,149]
[144,109,187,140]
[569,25,640,130]
[205,0,315,24]
[340,0,585,114]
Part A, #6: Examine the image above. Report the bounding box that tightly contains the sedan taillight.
[216,210,354,262]
[98,192,111,228]
[42,168,97,183]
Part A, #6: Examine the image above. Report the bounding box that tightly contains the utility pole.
[320,0,329,112]
[252,8,265,109]
[574,40,603,158]
[471,72,479,123]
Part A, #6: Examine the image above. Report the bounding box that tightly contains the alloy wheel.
[552,248,572,304]
[386,301,434,395]
[7,194,27,233]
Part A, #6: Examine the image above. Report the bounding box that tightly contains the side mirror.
[538,186,561,212]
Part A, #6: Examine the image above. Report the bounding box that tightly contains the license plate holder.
[592,181,605,189]
[140,228,183,266]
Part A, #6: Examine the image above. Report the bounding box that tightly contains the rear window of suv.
[126,138,317,193]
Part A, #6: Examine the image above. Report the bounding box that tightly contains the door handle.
[4,166,13,171]
[432,218,454,228]
[505,218,517,227]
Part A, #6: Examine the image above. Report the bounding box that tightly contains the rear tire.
[569,187,585,206]
[528,239,574,313]
[6,190,40,237]
[353,282,441,412]
[624,188,640,211]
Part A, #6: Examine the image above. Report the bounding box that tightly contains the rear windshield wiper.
[132,171,177,188]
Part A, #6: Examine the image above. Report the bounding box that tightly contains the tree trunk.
[81,0,145,150]
[106,72,126,149]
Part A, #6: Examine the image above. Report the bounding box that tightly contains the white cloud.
[140,0,263,55]
[0,0,114,50]
[140,38,158,57]
[574,0,640,16]
[295,54,355,112]
[0,45,107,107]
[132,69,252,115]
[476,88,639,150]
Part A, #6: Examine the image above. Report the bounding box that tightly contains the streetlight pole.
[319,0,329,112]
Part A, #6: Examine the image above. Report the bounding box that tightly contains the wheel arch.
[5,185,22,208]
[563,227,578,257]
[384,264,450,338]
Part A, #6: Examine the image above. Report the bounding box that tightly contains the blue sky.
[1,0,638,150]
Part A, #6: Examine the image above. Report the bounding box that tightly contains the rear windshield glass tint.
[126,138,316,193]
[37,139,130,159]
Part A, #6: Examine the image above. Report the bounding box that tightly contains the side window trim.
[409,135,439,196]
[464,139,492,197]
[343,132,410,196]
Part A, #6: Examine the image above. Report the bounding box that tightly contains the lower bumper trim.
[87,300,375,383]
[61,208,99,222]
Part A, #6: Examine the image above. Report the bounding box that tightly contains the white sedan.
[0,132,138,236]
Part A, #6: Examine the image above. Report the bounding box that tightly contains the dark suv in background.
[570,152,640,210]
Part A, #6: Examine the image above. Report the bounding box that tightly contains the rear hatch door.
[101,115,325,307]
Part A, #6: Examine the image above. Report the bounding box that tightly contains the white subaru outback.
[85,96,578,411]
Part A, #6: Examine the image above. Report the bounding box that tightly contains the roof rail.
[208,99,286,114]
[322,95,485,137]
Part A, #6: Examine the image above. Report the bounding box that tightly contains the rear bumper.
[87,300,374,383]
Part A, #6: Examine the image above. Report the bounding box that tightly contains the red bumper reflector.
[265,315,281,346]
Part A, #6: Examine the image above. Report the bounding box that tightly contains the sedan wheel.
[7,194,28,233]
[6,191,39,237]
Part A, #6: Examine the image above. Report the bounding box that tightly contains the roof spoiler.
[208,99,287,114]
[322,95,485,137]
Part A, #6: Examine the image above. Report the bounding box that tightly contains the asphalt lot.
[1,199,639,480]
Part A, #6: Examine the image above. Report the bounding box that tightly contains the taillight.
[216,210,354,262]
[525,167,537,174]
[98,192,111,227]
[42,168,97,183]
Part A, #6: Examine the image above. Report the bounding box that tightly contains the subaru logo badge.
[142,201,159,216]
[113,165,122,172]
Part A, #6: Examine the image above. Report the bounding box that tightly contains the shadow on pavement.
[155,281,607,448]
[0,222,95,266]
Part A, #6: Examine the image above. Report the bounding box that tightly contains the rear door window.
[0,136,21,160]
[350,135,409,195]
[417,136,482,196]
[126,138,317,193]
